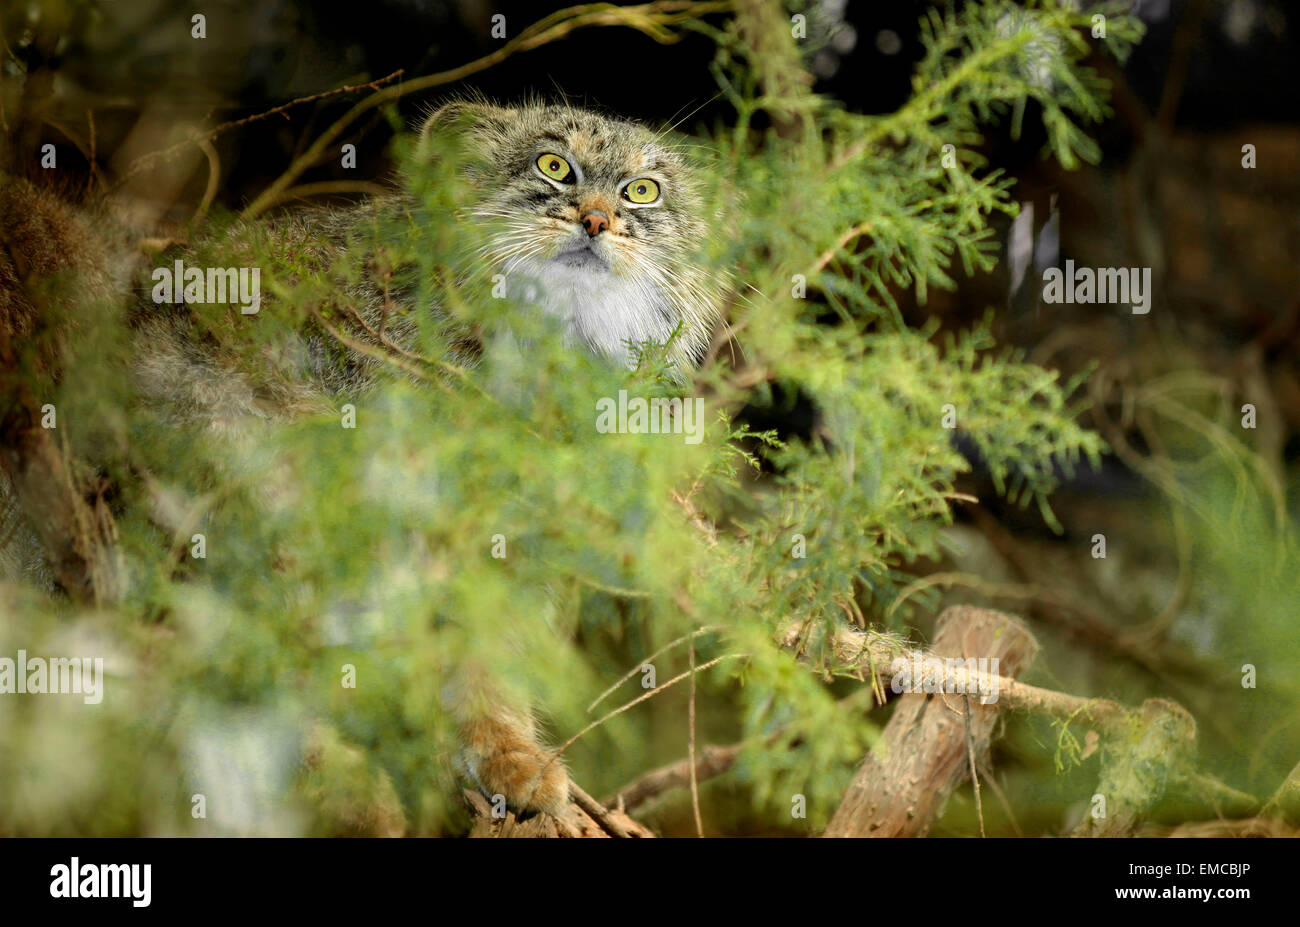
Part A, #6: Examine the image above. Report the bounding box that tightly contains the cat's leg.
[448,670,569,817]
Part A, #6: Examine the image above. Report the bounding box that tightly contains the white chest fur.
[506,256,676,368]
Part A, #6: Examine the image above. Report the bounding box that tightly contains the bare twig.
[822,607,1038,837]
[196,139,220,221]
[304,303,453,393]
[586,624,720,713]
[113,69,407,188]
[242,2,732,219]
[688,633,704,837]
[515,653,744,816]
[570,782,638,838]
[605,743,744,813]
[978,761,1023,837]
[258,180,390,210]
[808,222,874,276]
[963,694,986,838]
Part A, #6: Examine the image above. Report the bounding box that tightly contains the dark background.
[15,1,1299,204]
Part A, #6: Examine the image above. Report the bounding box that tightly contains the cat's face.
[418,101,718,371]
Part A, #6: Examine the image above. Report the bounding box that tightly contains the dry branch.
[823,606,1038,837]
[464,603,1250,837]
[463,784,654,838]
[606,743,743,814]
[242,1,733,219]
[783,605,1252,837]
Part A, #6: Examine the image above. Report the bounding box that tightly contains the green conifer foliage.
[0,1,1154,834]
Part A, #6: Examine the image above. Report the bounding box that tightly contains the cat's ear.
[415,101,516,162]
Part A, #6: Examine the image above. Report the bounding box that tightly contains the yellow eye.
[623,178,660,204]
[536,153,573,182]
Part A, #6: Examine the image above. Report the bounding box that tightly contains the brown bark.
[823,605,1039,837]
[605,743,743,815]
[463,783,655,838]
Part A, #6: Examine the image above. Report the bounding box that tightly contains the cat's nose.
[581,210,609,237]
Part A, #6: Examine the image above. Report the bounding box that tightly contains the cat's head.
[415,99,720,373]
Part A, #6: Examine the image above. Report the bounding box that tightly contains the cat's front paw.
[460,717,569,817]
